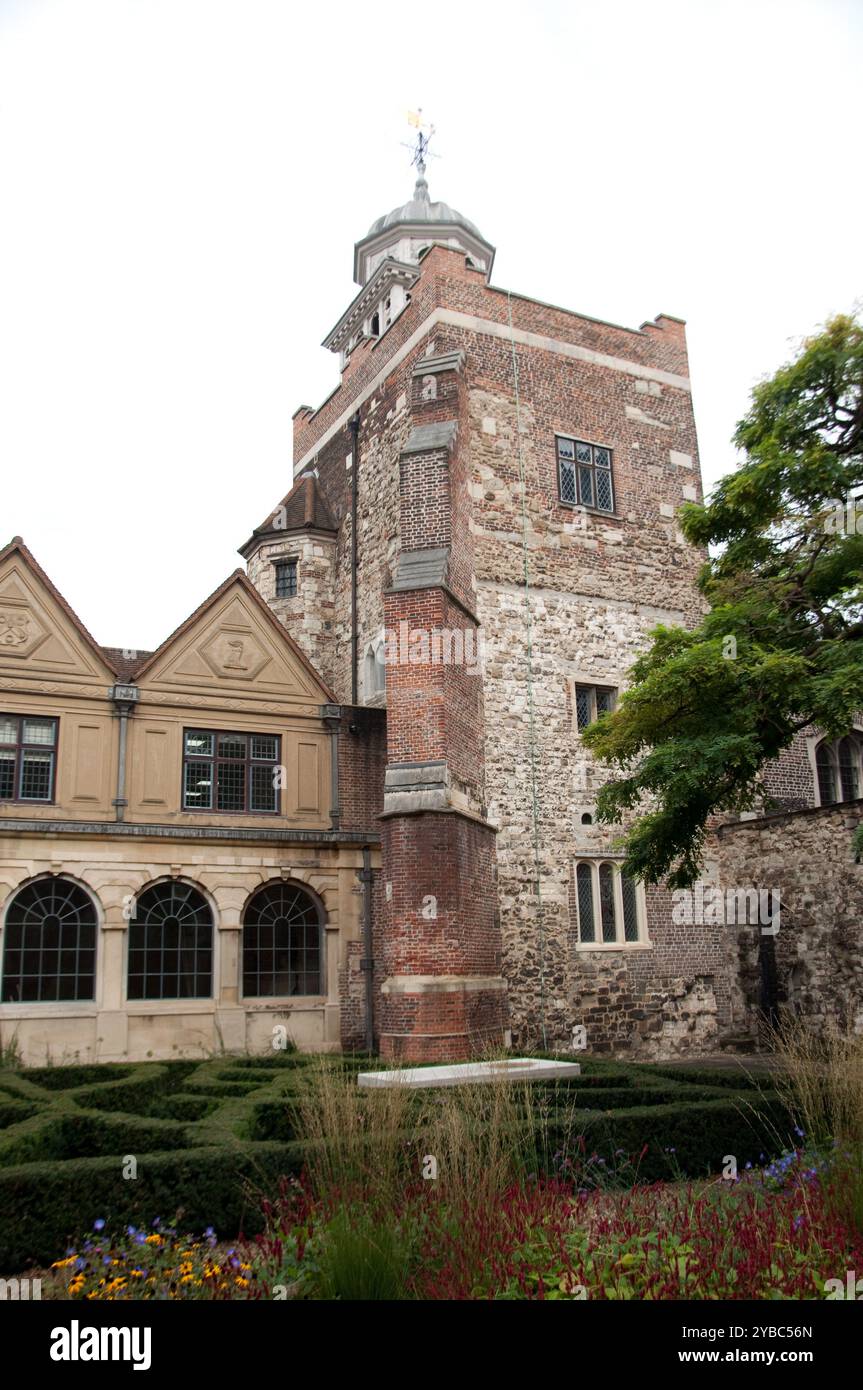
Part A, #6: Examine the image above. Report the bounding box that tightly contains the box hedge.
[0,1053,793,1272]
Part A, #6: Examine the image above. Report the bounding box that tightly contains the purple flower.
[93,1218,106,1232]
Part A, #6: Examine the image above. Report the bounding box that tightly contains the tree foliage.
[582,313,863,887]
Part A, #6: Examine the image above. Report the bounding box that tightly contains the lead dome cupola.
[353,167,495,285]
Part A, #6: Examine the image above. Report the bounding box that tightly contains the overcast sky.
[1,0,860,651]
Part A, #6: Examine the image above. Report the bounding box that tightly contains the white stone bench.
[357,1058,581,1089]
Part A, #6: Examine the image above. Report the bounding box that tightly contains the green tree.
[583,313,863,888]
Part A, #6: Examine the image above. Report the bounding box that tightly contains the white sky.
[1,0,860,651]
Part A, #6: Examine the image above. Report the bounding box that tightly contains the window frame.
[0,874,97,1004]
[273,558,298,600]
[125,879,214,1002]
[556,434,616,515]
[241,880,325,1001]
[573,683,617,733]
[0,714,59,805]
[814,733,863,807]
[573,858,649,950]
[181,728,282,816]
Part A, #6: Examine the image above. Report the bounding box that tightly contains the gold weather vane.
[402,109,438,176]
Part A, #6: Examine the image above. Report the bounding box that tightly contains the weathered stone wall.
[247,532,339,695]
[249,242,771,1060]
[464,324,727,1057]
[714,800,863,1037]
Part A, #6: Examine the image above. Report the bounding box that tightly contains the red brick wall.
[336,705,386,831]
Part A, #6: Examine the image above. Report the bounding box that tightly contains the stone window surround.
[567,673,627,739]
[808,726,863,807]
[555,432,617,516]
[573,682,617,733]
[572,855,651,952]
[271,554,300,599]
[0,871,330,1015]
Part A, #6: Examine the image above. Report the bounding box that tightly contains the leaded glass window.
[274,560,297,599]
[576,863,595,944]
[182,729,281,813]
[838,738,859,802]
[599,863,616,943]
[815,735,862,806]
[0,715,58,803]
[816,743,836,804]
[574,860,645,947]
[1,876,96,1002]
[242,882,323,997]
[556,437,615,513]
[557,437,577,504]
[127,881,213,1000]
[621,873,639,942]
[574,685,616,731]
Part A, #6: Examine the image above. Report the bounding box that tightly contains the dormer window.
[370,312,380,337]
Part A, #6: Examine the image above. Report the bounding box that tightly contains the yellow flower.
[235,1276,250,1288]
[145,1234,163,1246]
[52,1256,78,1269]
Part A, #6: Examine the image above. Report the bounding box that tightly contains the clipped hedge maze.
[0,1053,320,1271]
[0,1055,793,1271]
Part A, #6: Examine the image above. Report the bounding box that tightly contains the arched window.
[598,862,616,943]
[816,741,836,804]
[242,882,322,997]
[838,738,859,802]
[574,860,646,947]
[127,881,213,1000]
[815,735,862,806]
[1,876,97,1002]
[575,863,594,944]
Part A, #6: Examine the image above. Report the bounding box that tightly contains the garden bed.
[0,1053,793,1271]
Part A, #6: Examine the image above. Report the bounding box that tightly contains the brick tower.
[243,146,719,1063]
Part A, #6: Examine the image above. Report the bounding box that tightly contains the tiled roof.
[100,647,153,680]
[239,474,338,557]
